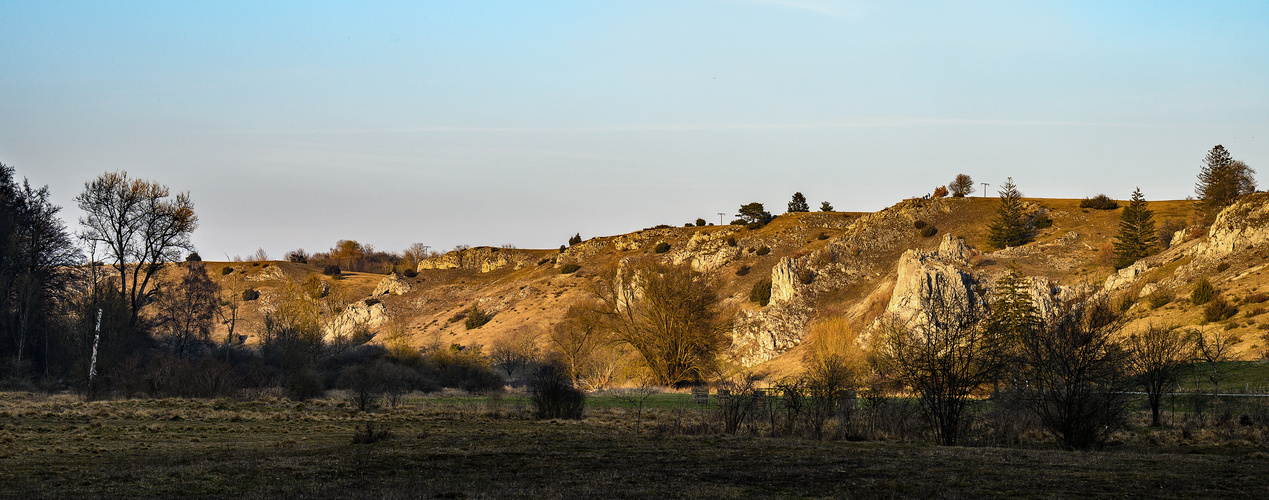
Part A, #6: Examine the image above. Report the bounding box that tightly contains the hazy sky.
[2,1,1267,260]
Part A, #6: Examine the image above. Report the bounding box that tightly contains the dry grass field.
[3,391,1269,499]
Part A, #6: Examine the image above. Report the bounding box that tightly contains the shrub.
[323,264,342,277]
[464,305,492,330]
[1204,297,1238,322]
[735,265,751,276]
[1080,194,1119,210]
[1216,262,1231,273]
[241,288,260,301]
[1147,291,1174,309]
[1192,278,1217,306]
[402,268,418,278]
[913,220,927,229]
[1157,219,1185,250]
[798,268,814,285]
[351,421,394,444]
[221,266,233,275]
[726,237,737,247]
[284,249,309,264]
[1033,213,1053,229]
[750,279,772,306]
[364,298,380,307]
[920,226,938,238]
[695,218,707,227]
[1248,292,1268,304]
[568,233,582,246]
[654,242,671,253]
[559,263,581,274]
[528,363,585,419]
[817,232,829,240]
[756,246,771,256]
[185,252,201,262]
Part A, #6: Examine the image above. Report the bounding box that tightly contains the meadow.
[2,388,1269,499]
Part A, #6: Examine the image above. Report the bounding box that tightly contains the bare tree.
[155,262,219,357]
[1190,326,1240,400]
[1012,297,1131,450]
[593,259,732,386]
[1125,325,1192,426]
[871,283,1001,446]
[489,328,540,379]
[949,174,974,197]
[549,302,606,384]
[76,171,197,328]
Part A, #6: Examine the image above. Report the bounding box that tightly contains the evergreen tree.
[819,200,834,212]
[568,233,582,246]
[986,178,1034,249]
[1112,188,1157,269]
[1195,145,1256,218]
[787,192,810,213]
[736,202,774,227]
[988,266,1040,382]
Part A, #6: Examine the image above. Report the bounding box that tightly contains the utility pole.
[718,213,726,226]
[981,183,990,197]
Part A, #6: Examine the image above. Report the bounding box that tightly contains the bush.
[735,265,751,276]
[559,263,581,274]
[464,305,492,330]
[351,421,394,444]
[750,279,772,306]
[695,218,707,227]
[817,232,829,240]
[798,268,814,285]
[185,252,201,262]
[568,233,582,246]
[221,267,233,275]
[756,246,771,256]
[726,237,737,247]
[1248,292,1268,304]
[654,242,671,253]
[1204,297,1238,322]
[242,288,260,301]
[920,226,938,237]
[1033,213,1053,229]
[284,249,309,264]
[1147,291,1174,309]
[323,264,342,277]
[364,298,380,307]
[1080,194,1119,210]
[528,363,585,419]
[913,220,927,229]
[1216,262,1231,273]
[402,268,418,278]
[1192,278,1217,306]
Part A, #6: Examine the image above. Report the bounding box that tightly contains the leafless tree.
[1012,296,1131,450]
[490,328,540,379]
[593,259,732,386]
[549,302,606,384]
[871,282,1001,446]
[1190,326,1240,400]
[1125,324,1192,426]
[949,174,974,197]
[76,171,197,328]
[155,262,219,357]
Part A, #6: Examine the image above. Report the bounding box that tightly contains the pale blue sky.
[2,1,1266,259]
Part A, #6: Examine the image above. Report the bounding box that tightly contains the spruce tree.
[986,178,1034,249]
[1195,145,1257,219]
[988,266,1040,378]
[787,192,810,213]
[1113,188,1157,269]
[819,201,834,212]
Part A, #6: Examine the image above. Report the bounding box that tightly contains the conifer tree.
[1195,145,1256,219]
[787,192,810,213]
[988,266,1039,381]
[1113,188,1157,270]
[986,178,1034,249]
[819,201,834,212]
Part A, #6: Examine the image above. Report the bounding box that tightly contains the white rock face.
[372,274,411,296]
[882,236,979,327]
[325,300,387,340]
[1196,193,1269,258]
[1103,260,1149,291]
[770,257,800,304]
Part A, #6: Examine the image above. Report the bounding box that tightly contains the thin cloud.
[728,0,862,19]
[218,119,1174,135]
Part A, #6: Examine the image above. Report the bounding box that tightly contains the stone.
[373,273,411,296]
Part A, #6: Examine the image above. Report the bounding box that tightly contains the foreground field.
[2,393,1268,498]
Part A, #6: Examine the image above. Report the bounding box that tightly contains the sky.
[2,1,1267,260]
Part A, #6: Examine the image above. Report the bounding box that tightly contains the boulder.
[373,274,411,296]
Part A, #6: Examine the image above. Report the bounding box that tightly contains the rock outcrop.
[1196,193,1269,258]
[417,246,537,273]
[881,234,981,328]
[373,274,411,296]
[325,299,388,340]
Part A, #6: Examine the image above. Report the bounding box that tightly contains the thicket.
[1080,194,1119,210]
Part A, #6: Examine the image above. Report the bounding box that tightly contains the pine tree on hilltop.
[819,200,834,212]
[787,192,810,213]
[1113,188,1157,270]
[1195,145,1257,219]
[986,178,1034,249]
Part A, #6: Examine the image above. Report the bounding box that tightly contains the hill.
[199,194,1269,381]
